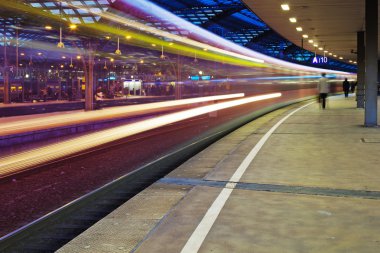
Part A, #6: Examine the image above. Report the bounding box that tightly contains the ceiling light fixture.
[57,27,64,48]
[160,45,166,59]
[289,17,297,23]
[296,27,303,32]
[115,37,122,55]
[281,4,290,11]
[308,40,314,44]
[302,34,308,38]
[57,2,64,48]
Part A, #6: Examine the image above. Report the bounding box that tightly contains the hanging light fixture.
[115,37,121,55]
[160,45,166,59]
[69,57,74,68]
[104,60,108,70]
[57,27,65,48]
[57,2,64,48]
[194,52,198,63]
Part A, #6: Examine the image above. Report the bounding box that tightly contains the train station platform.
[58,95,380,253]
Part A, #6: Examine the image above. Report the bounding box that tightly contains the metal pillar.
[85,49,95,111]
[3,28,10,104]
[357,31,365,108]
[364,0,378,126]
[175,53,182,100]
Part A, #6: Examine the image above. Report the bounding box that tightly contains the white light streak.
[70,0,351,74]
[0,93,281,177]
[0,94,245,136]
[66,2,264,64]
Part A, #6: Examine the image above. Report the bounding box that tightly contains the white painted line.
[181,101,314,253]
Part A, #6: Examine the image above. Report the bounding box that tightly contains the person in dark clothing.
[343,78,350,97]
[351,81,357,93]
[94,87,103,109]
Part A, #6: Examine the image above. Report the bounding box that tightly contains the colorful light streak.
[118,0,353,75]
[0,0,353,74]
[0,93,281,177]
[0,1,265,68]
[0,94,244,136]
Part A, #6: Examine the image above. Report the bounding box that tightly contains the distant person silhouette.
[318,73,330,109]
[351,81,357,93]
[343,78,350,97]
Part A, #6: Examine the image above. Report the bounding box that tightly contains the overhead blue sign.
[312,56,328,64]
[190,76,200,80]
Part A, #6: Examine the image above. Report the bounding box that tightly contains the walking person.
[350,81,357,93]
[343,78,350,97]
[318,73,330,109]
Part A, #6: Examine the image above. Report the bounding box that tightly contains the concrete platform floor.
[58,95,380,253]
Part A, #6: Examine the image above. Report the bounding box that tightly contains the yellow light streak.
[0,93,281,177]
[0,1,266,68]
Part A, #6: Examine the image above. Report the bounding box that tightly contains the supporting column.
[85,47,95,111]
[175,53,182,100]
[357,31,365,108]
[3,28,10,104]
[364,0,378,126]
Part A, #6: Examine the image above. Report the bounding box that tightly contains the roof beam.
[201,5,245,29]
[244,29,275,45]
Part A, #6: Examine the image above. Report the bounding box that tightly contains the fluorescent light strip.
[0,93,281,177]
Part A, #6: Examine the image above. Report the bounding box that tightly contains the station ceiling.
[0,0,357,72]
[243,0,364,64]
[146,0,356,72]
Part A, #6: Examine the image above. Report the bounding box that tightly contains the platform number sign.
[312,56,328,64]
